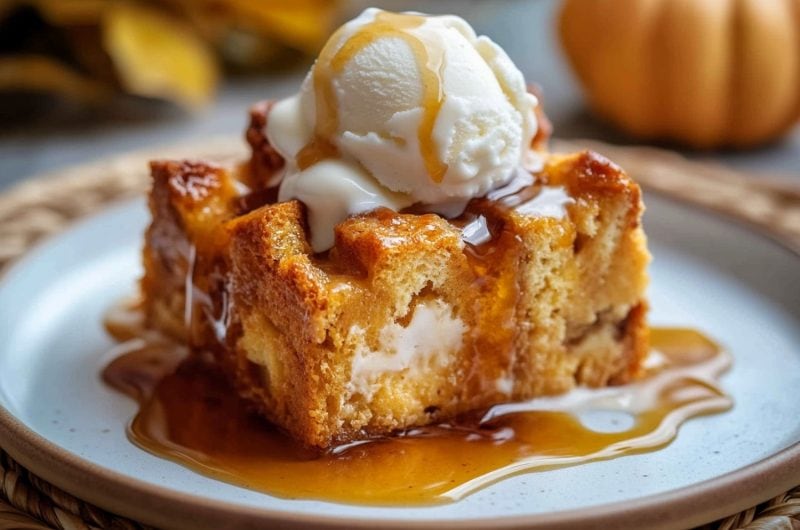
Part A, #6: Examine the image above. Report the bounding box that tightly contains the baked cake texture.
[140,102,650,450]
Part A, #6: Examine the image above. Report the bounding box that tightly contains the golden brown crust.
[142,160,239,344]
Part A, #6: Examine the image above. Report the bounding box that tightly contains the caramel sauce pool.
[101,319,732,506]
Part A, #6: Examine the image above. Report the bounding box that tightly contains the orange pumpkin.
[559,0,800,148]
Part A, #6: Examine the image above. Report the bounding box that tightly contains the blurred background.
[0,0,798,191]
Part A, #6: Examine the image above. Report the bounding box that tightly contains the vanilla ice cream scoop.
[267,8,539,251]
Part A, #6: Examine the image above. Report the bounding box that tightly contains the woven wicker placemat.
[0,138,798,530]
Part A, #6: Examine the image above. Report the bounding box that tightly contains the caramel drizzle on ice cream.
[297,11,449,183]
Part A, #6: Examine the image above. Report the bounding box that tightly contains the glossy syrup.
[102,320,732,506]
[298,11,448,181]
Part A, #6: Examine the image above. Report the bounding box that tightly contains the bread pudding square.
[141,135,649,449]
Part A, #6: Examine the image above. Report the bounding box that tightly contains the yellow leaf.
[164,0,338,53]
[0,54,109,101]
[102,2,218,108]
[31,0,106,25]
[224,0,339,52]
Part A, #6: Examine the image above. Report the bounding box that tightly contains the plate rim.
[0,197,799,530]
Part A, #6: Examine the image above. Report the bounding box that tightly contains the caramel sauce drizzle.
[102,313,732,506]
[297,11,449,182]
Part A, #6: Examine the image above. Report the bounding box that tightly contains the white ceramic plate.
[0,193,799,530]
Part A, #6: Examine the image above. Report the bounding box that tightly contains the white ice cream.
[267,8,539,251]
